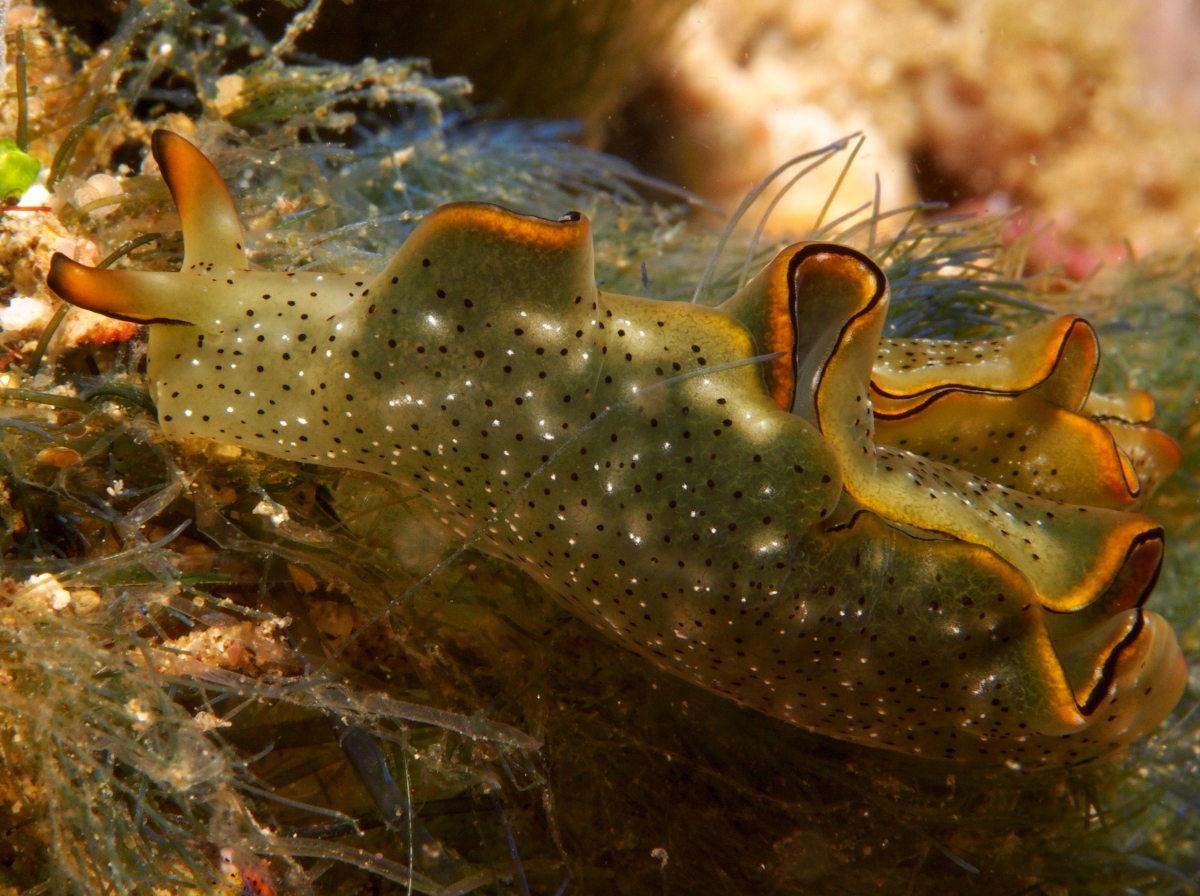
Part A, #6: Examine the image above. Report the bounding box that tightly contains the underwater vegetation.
[4,1,1200,894]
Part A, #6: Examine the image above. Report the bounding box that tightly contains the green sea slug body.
[49,131,1186,765]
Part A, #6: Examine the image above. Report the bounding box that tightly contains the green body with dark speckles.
[46,132,1185,765]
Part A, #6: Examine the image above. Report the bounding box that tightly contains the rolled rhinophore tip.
[47,253,192,325]
[150,130,247,273]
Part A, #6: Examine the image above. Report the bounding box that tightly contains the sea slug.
[48,130,1186,765]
